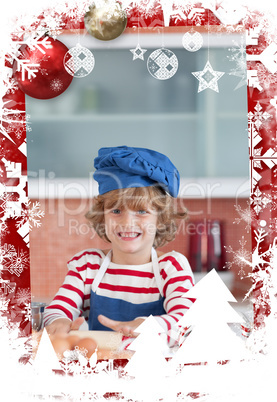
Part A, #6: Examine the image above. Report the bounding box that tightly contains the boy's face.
[103,203,158,264]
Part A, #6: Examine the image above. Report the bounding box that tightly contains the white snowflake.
[9,250,29,277]
[16,200,45,231]
[0,244,29,277]
[168,4,202,25]
[234,201,255,232]
[0,278,16,297]
[0,191,17,215]
[13,127,24,140]
[228,38,247,90]
[10,34,53,82]
[250,187,271,214]
[0,244,16,262]
[225,236,252,277]
[13,57,40,82]
[0,102,30,143]
[224,227,276,331]
[39,14,65,38]
[14,47,50,82]
[15,288,31,305]
[248,101,271,131]
[243,229,273,297]
[0,100,26,144]
[2,110,31,140]
[256,63,277,90]
[50,78,64,92]
[4,78,19,95]
[15,33,53,55]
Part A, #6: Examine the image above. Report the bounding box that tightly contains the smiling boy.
[43,146,195,341]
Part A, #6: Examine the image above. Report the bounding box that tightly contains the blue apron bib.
[88,248,166,331]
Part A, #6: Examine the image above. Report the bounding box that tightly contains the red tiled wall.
[29,198,252,302]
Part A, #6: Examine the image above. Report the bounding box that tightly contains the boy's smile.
[104,206,158,264]
[117,231,142,240]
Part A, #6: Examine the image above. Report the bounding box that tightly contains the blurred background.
[26,29,251,310]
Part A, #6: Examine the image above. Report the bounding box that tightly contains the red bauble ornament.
[13,37,73,99]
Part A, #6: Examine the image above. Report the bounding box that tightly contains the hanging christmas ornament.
[84,1,127,41]
[147,48,178,80]
[182,30,203,52]
[13,36,73,99]
[192,61,225,93]
[130,44,147,61]
[64,44,95,77]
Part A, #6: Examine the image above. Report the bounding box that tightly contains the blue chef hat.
[93,146,180,197]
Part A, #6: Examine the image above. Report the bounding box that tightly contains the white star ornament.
[192,61,225,93]
[130,44,147,61]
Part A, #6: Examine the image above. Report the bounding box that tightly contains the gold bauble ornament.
[84,1,127,41]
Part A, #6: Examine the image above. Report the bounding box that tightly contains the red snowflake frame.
[0,3,275,338]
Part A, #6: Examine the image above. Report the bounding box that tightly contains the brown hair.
[85,186,187,248]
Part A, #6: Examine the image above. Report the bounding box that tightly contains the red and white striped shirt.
[43,248,195,336]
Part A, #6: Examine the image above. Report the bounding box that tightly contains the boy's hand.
[97,314,144,337]
[45,317,85,335]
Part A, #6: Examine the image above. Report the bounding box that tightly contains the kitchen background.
[26,29,251,306]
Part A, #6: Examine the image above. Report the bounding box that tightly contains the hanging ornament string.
[207,9,210,64]
[137,10,140,44]
[161,25,165,49]
[191,9,225,93]
[130,7,147,61]
[182,27,203,52]
[64,19,95,78]
[147,24,178,80]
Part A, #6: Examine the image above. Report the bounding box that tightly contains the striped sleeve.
[43,249,103,326]
[154,252,195,344]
